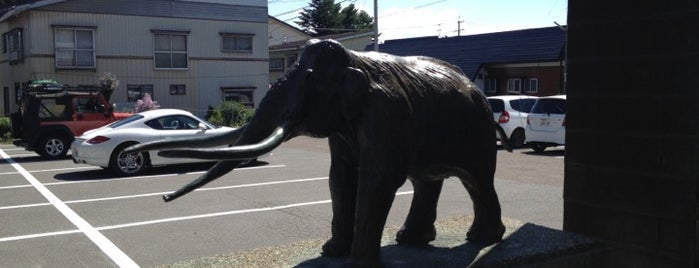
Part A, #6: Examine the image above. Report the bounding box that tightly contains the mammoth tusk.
[157,124,287,160]
[160,123,290,202]
[163,160,241,202]
[124,125,248,153]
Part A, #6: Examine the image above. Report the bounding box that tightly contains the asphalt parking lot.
[0,137,564,267]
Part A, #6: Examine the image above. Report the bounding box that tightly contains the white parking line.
[0,191,414,243]
[0,149,140,268]
[0,177,329,211]
[0,166,99,176]
[0,147,26,151]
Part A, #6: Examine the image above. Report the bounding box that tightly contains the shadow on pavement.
[52,160,269,181]
[294,242,487,267]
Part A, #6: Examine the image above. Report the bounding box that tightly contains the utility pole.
[373,0,379,51]
[457,17,464,36]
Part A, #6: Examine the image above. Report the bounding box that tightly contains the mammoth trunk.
[162,120,291,202]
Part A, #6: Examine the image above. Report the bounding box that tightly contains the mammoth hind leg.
[396,178,444,245]
[457,170,505,245]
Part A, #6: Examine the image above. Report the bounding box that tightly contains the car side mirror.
[197,123,207,130]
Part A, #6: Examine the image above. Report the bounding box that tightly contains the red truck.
[10,80,131,159]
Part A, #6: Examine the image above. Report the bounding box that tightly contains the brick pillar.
[564,1,699,267]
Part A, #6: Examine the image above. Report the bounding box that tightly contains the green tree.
[297,0,373,36]
[339,4,373,31]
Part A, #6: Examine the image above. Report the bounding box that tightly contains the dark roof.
[371,26,566,79]
[0,0,37,9]
[0,0,50,18]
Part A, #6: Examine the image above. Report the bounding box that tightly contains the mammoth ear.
[340,67,369,120]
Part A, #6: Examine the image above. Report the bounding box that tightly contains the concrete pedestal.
[157,216,607,267]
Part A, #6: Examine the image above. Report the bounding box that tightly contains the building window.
[286,54,297,68]
[154,33,187,69]
[484,78,497,93]
[221,33,253,52]
[524,78,538,93]
[270,58,284,72]
[4,28,22,64]
[170,84,186,95]
[127,85,154,102]
[222,87,255,107]
[507,78,521,93]
[55,28,95,69]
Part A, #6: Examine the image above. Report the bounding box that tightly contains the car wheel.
[510,128,526,148]
[531,143,547,153]
[38,134,69,159]
[109,143,150,176]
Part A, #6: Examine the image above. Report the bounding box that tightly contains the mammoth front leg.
[396,178,444,245]
[349,159,407,266]
[321,136,359,257]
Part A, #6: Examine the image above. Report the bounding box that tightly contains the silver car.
[71,109,235,176]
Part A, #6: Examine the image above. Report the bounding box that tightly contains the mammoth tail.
[494,123,514,152]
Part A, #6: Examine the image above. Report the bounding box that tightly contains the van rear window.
[531,99,566,114]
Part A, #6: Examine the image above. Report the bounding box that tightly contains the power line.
[381,0,448,18]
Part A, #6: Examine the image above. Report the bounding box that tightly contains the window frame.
[153,31,189,70]
[507,78,522,93]
[4,28,23,64]
[170,84,186,95]
[127,84,154,102]
[269,58,284,72]
[220,33,254,53]
[221,87,255,107]
[484,78,497,93]
[524,78,539,93]
[54,27,96,69]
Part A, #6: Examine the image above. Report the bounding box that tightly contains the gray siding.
[0,0,269,117]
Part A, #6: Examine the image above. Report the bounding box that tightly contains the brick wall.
[565,1,699,267]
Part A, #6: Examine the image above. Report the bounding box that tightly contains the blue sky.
[268,0,568,41]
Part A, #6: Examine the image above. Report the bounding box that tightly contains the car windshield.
[531,99,566,114]
[510,99,537,113]
[110,114,144,128]
[196,116,218,129]
[488,99,504,113]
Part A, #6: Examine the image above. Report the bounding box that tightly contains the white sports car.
[71,109,236,176]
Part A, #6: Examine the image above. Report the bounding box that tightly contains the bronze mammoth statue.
[127,39,510,267]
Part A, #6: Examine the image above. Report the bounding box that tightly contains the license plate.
[539,118,551,126]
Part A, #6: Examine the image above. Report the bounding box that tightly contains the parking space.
[0,139,335,267]
[0,138,564,267]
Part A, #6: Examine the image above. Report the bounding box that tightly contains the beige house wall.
[0,1,268,117]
